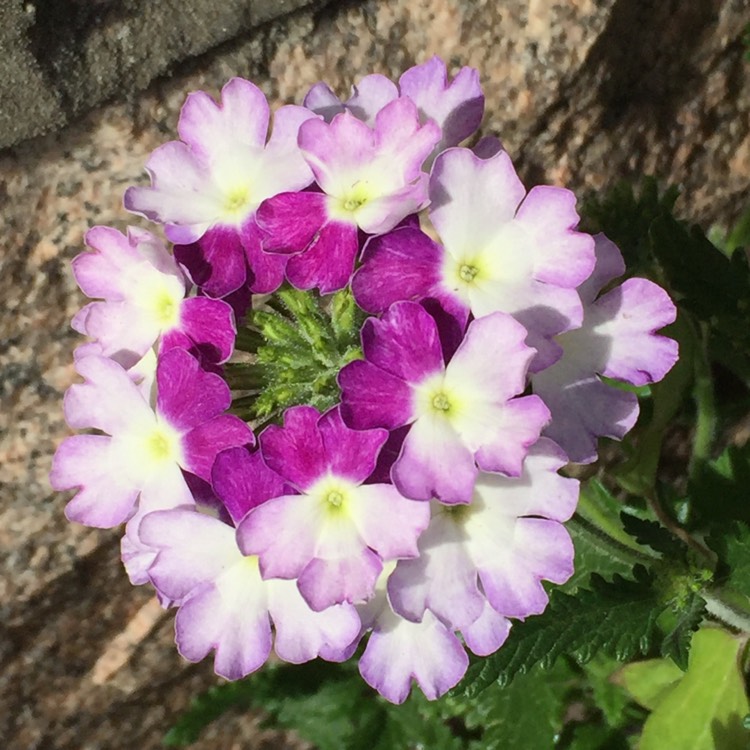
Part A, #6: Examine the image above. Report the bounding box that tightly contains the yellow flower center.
[459,264,479,283]
[431,393,452,412]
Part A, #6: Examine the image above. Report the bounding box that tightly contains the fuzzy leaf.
[458,661,573,749]
[458,567,666,696]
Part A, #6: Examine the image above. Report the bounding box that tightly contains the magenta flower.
[72,226,236,369]
[140,508,361,680]
[255,98,440,293]
[50,349,253,527]
[124,78,317,297]
[353,147,596,367]
[387,438,578,629]
[339,302,549,504]
[531,234,679,463]
[236,406,430,611]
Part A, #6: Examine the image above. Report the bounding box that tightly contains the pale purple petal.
[236,493,320,578]
[359,608,468,704]
[515,186,595,288]
[212,447,294,524]
[338,360,414,430]
[124,141,218,233]
[392,413,477,504]
[303,81,345,121]
[259,406,327,490]
[80,300,158,368]
[52,434,139,528]
[361,301,443,382]
[267,579,361,663]
[461,602,512,657]
[349,484,430,560]
[430,148,525,252]
[156,348,230,431]
[181,414,254,482]
[399,57,484,150]
[484,437,579,522]
[478,518,574,618]
[63,355,153,435]
[354,177,432,235]
[592,278,679,386]
[470,395,550,477]
[352,227,444,313]
[140,509,240,600]
[178,78,270,157]
[297,551,383,611]
[74,226,143,299]
[387,510,484,628]
[346,74,400,124]
[578,233,626,305]
[443,310,533,402]
[175,568,272,680]
[534,371,640,464]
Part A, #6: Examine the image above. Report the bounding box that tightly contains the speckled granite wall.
[1,0,748,747]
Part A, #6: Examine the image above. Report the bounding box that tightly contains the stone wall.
[0,0,328,148]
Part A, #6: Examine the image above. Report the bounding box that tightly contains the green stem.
[689,321,717,478]
[702,589,750,634]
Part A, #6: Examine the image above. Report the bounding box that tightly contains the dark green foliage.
[458,567,666,697]
[582,178,679,272]
[226,287,364,421]
[690,445,750,526]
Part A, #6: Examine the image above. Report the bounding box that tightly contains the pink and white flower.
[236,406,430,611]
[304,56,484,166]
[339,301,550,504]
[353,147,596,367]
[72,226,236,369]
[531,234,679,463]
[387,438,578,629]
[50,349,253,527]
[255,98,440,293]
[140,508,361,680]
[124,78,317,297]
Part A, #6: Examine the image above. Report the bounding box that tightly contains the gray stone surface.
[0,0,329,149]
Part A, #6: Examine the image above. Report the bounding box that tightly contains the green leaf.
[619,514,684,559]
[582,656,633,728]
[576,480,652,557]
[561,723,631,750]
[660,592,706,669]
[639,627,750,750]
[455,661,572,749]
[616,658,684,711]
[457,567,666,696]
[691,445,750,526]
[563,515,638,593]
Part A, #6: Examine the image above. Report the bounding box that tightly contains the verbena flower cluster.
[51,58,679,704]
